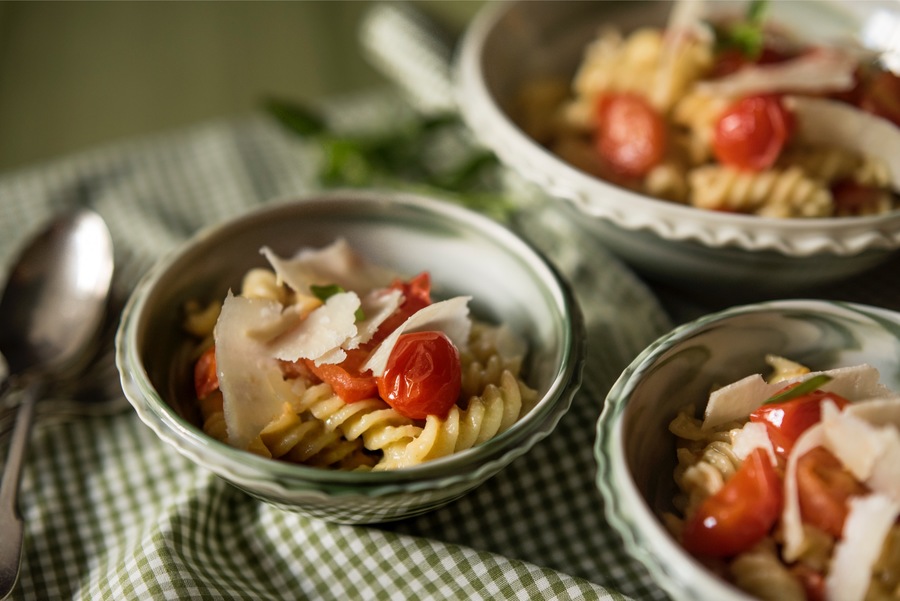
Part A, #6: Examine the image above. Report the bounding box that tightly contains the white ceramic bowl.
[116,190,585,524]
[594,299,900,600]
[456,0,900,297]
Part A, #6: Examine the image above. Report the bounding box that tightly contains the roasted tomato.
[750,388,851,458]
[376,331,461,420]
[712,94,794,171]
[304,346,378,403]
[594,92,666,178]
[681,448,783,557]
[796,446,868,538]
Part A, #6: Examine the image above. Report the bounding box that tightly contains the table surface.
[0,87,898,601]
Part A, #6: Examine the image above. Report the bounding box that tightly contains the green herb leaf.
[310,284,365,322]
[762,374,833,405]
[712,0,769,60]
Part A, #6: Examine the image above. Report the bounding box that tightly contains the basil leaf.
[762,374,833,405]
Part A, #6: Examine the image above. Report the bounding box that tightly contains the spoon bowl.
[0,208,114,599]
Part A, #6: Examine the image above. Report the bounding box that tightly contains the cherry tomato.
[595,93,666,178]
[376,331,461,420]
[859,70,900,128]
[194,345,219,399]
[681,448,783,557]
[750,389,851,458]
[712,94,794,171]
[375,272,432,342]
[796,446,868,538]
[305,346,378,403]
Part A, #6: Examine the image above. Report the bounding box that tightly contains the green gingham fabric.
[0,91,673,601]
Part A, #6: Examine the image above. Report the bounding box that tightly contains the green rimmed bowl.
[116,190,585,524]
[595,299,900,600]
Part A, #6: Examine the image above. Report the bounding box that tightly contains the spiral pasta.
[385,370,537,469]
[731,542,806,601]
[688,165,833,217]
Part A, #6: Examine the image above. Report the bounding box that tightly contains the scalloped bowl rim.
[115,190,586,501]
[455,0,900,258]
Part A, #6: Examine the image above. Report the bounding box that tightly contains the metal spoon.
[0,209,114,599]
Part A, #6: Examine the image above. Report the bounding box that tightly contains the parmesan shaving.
[731,421,777,465]
[261,238,401,295]
[703,364,890,430]
[785,96,900,190]
[214,292,297,450]
[696,48,858,97]
[781,421,826,562]
[362,296,472,376]
[825,494,900,601]
[267,291,360,365]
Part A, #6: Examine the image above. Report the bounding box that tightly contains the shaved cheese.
[362,296,472,376]
[781,422,826,562]
[823,399,900,500]
[215,292,297,450]
[785,96,900,190]
[731,421,777,465]
[345,288,403,349]
[268,291,360,365]
[825,494,900,601]
[261,238,401,295]
[703,373,775,429]
[696,48,857,97]
[703,364,889,430]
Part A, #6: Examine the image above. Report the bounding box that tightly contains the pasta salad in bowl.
[456,0,900,295]
[595,299,900,601]
[116,190,584,523]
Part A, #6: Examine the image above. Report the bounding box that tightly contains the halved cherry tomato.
[712,94,794,171]
[711,46,794,78]
[796,446,868,538]
[374,272,432,342]
[595,93,666,178]
[859,70,900,128]
[194,345,219,399]
[681,448,783,557]
[304,346,378,403]
[376,331,461,420]
[750,389,851,458]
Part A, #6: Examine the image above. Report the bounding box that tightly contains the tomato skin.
[595,93,666,178]
[376,331,461,420]
[750,389,851,458]
[305,347,378,403]
[375,272,432,342]
[681,448,783,557]
[712,94,794,171]
[194,345,219,399]
[796,446,868,538]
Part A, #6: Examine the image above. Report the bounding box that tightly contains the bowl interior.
[127,191,578,479]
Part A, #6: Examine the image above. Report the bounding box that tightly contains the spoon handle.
[0,379,42,599]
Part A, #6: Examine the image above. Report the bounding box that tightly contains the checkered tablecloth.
[0,88,680,601]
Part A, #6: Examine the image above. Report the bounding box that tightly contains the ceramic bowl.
[594,299,900,600]
[455,0,900,298]
[116,190,585,524]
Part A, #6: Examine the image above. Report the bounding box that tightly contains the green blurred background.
[0,1,485,174]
